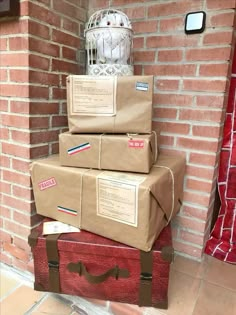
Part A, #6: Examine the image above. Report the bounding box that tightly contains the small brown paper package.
[30,154,185,251]
[59,131,159,173]
[67,75,153,134]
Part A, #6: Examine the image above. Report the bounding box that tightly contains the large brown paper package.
[67,75,153,134]
[59,131,159,173]
[30,154,185,251]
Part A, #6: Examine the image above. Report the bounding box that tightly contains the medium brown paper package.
[67,75,153,134]
[30,154,185,252]
[59,131,159,173]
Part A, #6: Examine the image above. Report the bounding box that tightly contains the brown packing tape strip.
[139,250,153,306]
[46,233,61,293]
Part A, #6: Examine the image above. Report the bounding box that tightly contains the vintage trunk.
[66,75,153,134]
[59,131,159,173]
[28,220,173,309]
[30,154,185,252]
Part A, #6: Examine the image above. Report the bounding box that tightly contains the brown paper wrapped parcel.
[67,75,153,134]
[30,154,185,251]
[59,131,159,173]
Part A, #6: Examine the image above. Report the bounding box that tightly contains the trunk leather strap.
[139,250,153,306]
[67,261,130,284]
[46,234,61,293]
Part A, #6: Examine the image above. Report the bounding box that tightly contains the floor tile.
[171,254,207,279]
[192,281,236,315]
[32,295,73,314]
[0,285,43,315]
[0,272,20,299]
[203,256,236,291]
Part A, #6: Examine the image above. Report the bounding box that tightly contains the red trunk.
[29,220,173,309]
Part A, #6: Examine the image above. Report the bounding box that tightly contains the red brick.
[123,6,145,19]
[3,243,29,262]
[183,79,227,92]
[2,195,32,212]
[29,86,49,99]
[199,63,229,77]
[186,47,231,61]
[153,93,193,106]
[10,69,29,83]
[112,0,145,5]
[13,211,33,225]
[13,236,33,252]
[153,107,177,119]
[192,125,221,138]
[203,31,233,45]
[158,49,183,62]
[159,134,175,146]
[160,17,184,32]
[62,17,79,35]
[0,84,29,98]
[147,34,198,48]
[0,230,12,243]
[30,145,49,159]
[186,178,213,193]
[0,20,28,35]
[175,215,206,233]
[52,29,80,47]
[133,51,155,63]
[177,137,219,152]
[184,191,211,208]
[189,152,217,166]
[52,88,67,100]
[156,79,179,91]
[29,54,50,71]
[186,165,215,180]
[196,95,225,108]
[53,1,86,21]
[51,142,59,154]
[28,20,50,39]
[0,53,29,66]
[0,99,8,111]
[153,121,190,135]
[210,12,235,27]
[30,117,49,129]
[12,159,31,173]
[11,130,30,143]
[1,182,11,194]
[133,37,144,49]
[30,130,59,144]
[0,38,7,50]
[1,142,30,159]
[89,0,109,9]
[148,1,201,17]
[0,155,10,168]
[206,0,236,10]
[144,64,196,76]
[29,38,60,58]
[9,37,29,50]
[28,2,60,27]
[52,59,78,74]
[51,115,68,127]
[0,127,9,140]
[0,69,7,82]
[29,102,59,115]
[179,229,204,246]
[62,47,77,61]
[173,240,202,258]
[0,252,12,265]
[182,205,208,221]
[133,65,142,75]
[132,20,158,34]
[29,71,59,86]
[179,109,222,123]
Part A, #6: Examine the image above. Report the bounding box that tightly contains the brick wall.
[88,0,236,259]
[0,0,235,271]
[0,0,87,270]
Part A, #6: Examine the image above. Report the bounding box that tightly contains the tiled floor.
[0,254,236,315]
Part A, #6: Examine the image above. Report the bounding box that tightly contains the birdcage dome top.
[85,9,132,33]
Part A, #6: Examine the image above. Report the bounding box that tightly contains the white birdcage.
[84,9,134,76]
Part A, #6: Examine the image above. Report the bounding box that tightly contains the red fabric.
[205,77,236,264]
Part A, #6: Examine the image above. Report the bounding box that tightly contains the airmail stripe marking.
[57,206,77,216]
[67,142,91,155]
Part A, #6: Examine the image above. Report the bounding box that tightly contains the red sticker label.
[128,140,144,148]
[38,177,57,191]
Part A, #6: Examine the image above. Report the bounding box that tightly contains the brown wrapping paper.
[30,154,185,251]
[67,75,153,134]
[59,132,159,173]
